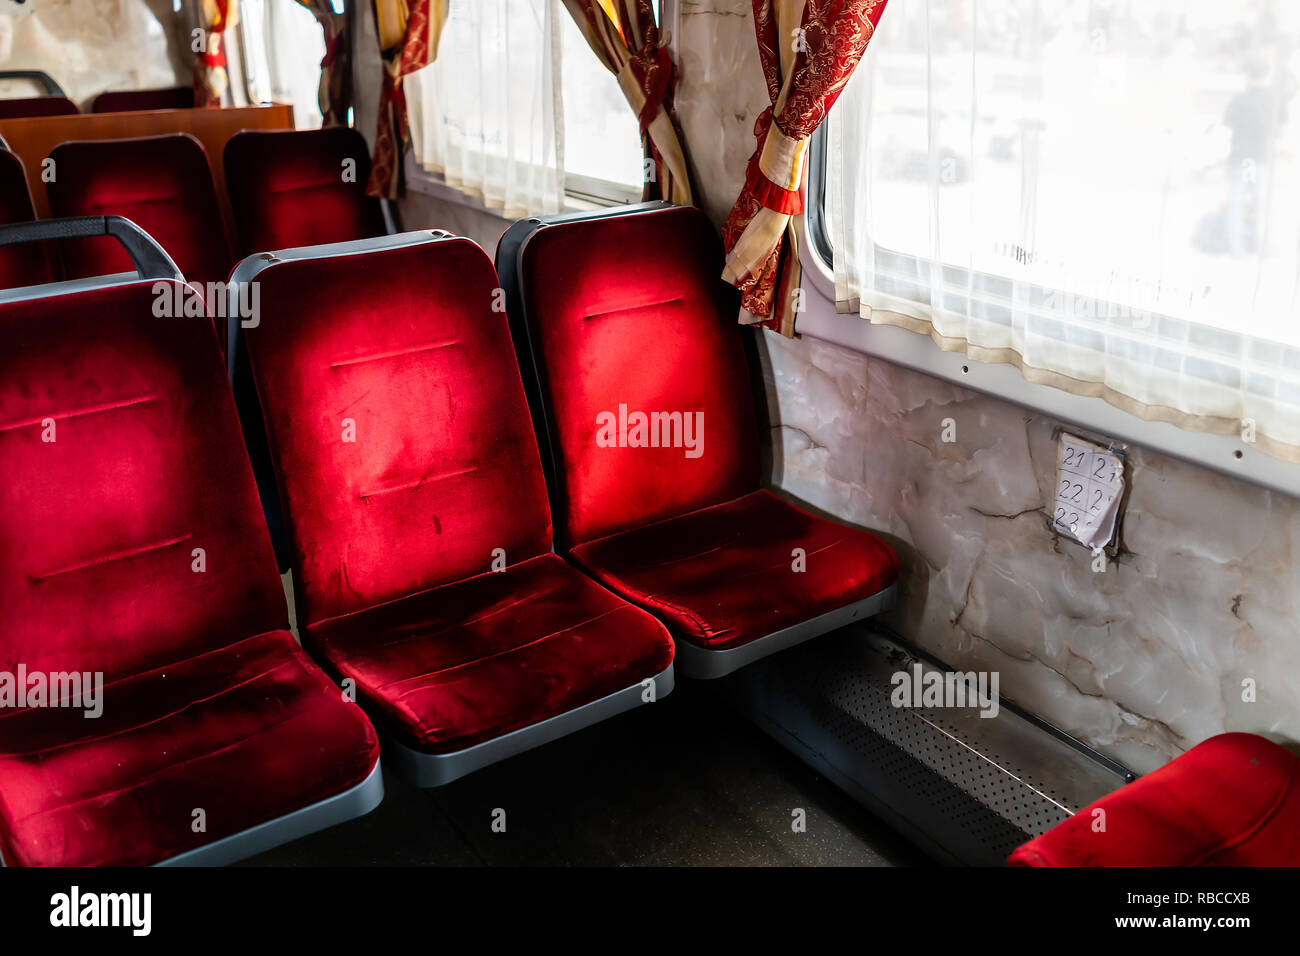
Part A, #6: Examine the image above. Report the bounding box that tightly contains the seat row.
[0,84,195,120]
[0,204,899,866]
[0,126,386,297]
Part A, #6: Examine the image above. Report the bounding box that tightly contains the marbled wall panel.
[0,0,188,108]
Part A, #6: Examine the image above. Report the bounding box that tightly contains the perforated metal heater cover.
[724,626,1132,866]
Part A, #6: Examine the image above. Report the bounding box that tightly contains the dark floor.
[244,679,930,866]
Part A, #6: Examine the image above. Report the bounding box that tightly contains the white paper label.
[1053,433,1124,550]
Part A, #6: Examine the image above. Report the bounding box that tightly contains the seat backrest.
[242,234,553,630]
[507,204,761,547]
[0,277,284,683]
[91,86,195,113]
[0,150,56,288]
[0,96,78,120]
[224,128,387,259]
[46,134,232,288]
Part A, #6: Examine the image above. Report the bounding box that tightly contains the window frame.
[564,170,642,207]
[403,151,639,213]
[801,125,1300,500]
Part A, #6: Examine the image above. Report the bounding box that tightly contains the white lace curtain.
[830,0,1300,461]
[235,0,328,128]
[405,0,565,218]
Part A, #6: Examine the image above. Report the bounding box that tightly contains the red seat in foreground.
[1009,733,1300,866]
[497,203,899,678]
[237,231,674,786]
[0,217,381,866]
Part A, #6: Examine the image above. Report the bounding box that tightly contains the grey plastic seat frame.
[0,70,67,96]
[228,231,676,787]
[496,202,898,680]
[0,766,383,868]
[154,765,383,866]
[0,216,385,867]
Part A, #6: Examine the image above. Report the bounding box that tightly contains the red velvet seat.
[498,204,899,677]
[0,149,56,288]
[1008,733,1300,867]
[240,232,674,785]
[46,134,233,289]
[571,490,899,650]
[0,631,377,867]
[223,130,384,571]
[224,127,387,258]
[91,86,195,113]
[0,96,78,119]
[309,554,675,755]
[0,269,381,866]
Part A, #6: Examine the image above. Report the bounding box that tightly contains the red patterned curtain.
[561,0,692,205]
[195,0,234,107]
[296,0,351,126]
[367,0,449,198]
[721,0,889,336]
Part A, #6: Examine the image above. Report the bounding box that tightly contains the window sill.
[793,211,1300,501]
[402,153,636,218]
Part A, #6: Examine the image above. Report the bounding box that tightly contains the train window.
[814,0,1300,463]
[559,6,644,204]
[238,0,327,128]
[405,0,646,216]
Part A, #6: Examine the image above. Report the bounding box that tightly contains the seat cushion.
[0,630,379,867]
[568,490,898,650]
[1008,733,1300,867]
[305,554,674,754]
